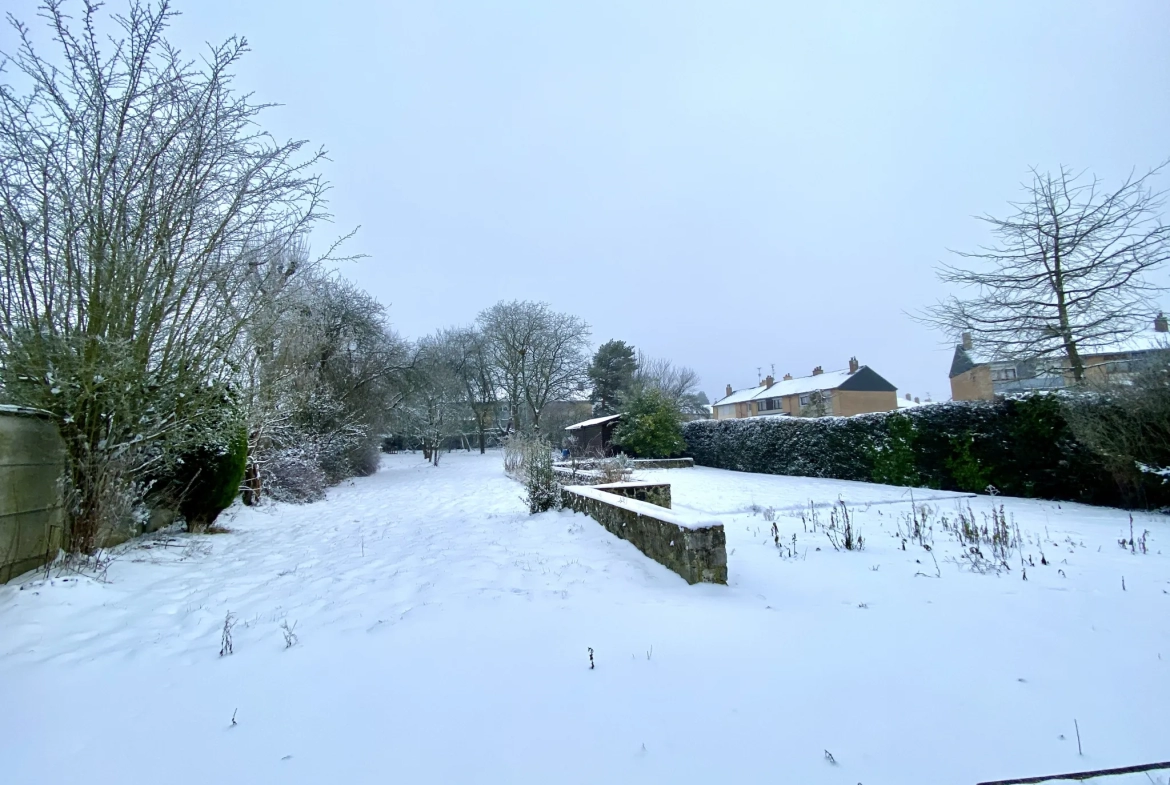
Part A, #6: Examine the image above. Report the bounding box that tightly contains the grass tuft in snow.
[219,612,236,657]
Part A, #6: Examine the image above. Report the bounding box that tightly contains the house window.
[799,394,810,406]
[757,398,782,413]
[991,367,1017,382]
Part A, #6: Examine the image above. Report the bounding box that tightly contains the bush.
[613,388,686,458]
[522,438,560,514]
[682,396,1169,509]
[264,447,328,504]
[175,427,248,529]
[505,434,561,513]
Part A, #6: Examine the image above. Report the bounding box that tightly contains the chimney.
[848,356,859,374]
[914,397,920,404]
[783,373,792,381]
[725,383,733,398]
[764,375,774,389]
[961,331,973,350]
[905,393,912,401]
[812,366,823,376]
[1156,313,1168,333]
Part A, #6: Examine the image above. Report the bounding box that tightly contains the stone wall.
[561,484,726,585]
[591,481,671,509]
[0,407,68,583]
[629,457,694,470]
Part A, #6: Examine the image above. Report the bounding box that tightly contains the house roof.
[713,366,895,406]
[949,329,1170,378]
[565,413,622,431]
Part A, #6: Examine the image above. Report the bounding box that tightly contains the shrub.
[264,447,328,504]
[613,388,685,458]
[597,454,633,484]
[175,427,248,530]
[522,438,560,514]
[682,396,1168,509]
[868,413,919,486]
[505,434,562,513]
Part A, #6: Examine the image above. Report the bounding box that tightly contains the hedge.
[682,396,1170,509]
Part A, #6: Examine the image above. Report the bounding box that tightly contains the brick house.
[711,358,898,419]
[949,315,1170,401]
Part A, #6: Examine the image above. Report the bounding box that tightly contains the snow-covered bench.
[561,483,726,585]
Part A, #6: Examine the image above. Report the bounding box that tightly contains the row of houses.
[710,357,903,421]
[708,314,1170,423]
[948,315,1170,400]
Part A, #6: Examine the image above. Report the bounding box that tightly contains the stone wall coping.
[0,404,54,418]
[591,481,669,490]
[562,485,721,531]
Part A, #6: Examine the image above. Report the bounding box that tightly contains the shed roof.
[565,413,622,431]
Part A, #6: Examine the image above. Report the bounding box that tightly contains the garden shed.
[565,414,623,457]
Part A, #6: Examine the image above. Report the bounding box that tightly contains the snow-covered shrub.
[174,428,248,531]
[505,435,561,513]
[597,454,633,484]
[263,447,328,504]
[683,396,1170,509]
[524,442,561,514]
[612,388,685,458]
[349,441,382,477]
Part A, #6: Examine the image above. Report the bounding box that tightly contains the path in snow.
[1,452,1167,785]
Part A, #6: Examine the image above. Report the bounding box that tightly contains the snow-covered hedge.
[682,397,1170,509]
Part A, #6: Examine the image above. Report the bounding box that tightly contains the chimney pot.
[848,356,859,374]
[783,373,792,381]
[961,331,973,350]
[725,383,733,397]
[812,366,823,376]
[1155,313,1168,333]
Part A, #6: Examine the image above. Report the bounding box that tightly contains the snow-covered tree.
[477,301,590,434]
[0,2,334,547]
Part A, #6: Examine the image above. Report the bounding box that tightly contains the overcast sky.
[5,1,1168,402]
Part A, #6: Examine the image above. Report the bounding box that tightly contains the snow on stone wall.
[561,483,726,585]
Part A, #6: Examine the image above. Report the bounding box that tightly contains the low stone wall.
[561,484,726,585]
[630,457,693,470]
[1,407,68,583]
[552,466,607,486]
[591,481,671,509]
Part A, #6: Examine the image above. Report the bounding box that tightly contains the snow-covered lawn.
[2,453,1167,784]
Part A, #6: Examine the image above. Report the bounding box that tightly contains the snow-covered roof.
[955,328,1170,371]
[897,398,922,409]
[1104,329,1170,354]
[714,368,857,406]
[565,414,622,431]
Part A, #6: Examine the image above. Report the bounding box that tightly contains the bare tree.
[238,266,409,501]
[398,332,470,465]
[477,301,590,434]
[630,352,707,415]
[444,327,500,453]
[921,164,1170,382]
[0,1,339,545]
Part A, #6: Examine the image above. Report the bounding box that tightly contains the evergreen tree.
[613,388,686,458]
[588,340,638,416]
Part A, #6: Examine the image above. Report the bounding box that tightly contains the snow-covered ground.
[2,453,1167,785]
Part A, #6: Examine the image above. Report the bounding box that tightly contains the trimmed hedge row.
[682,396,1169,509]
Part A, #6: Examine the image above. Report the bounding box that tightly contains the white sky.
[4,1,1168,402]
